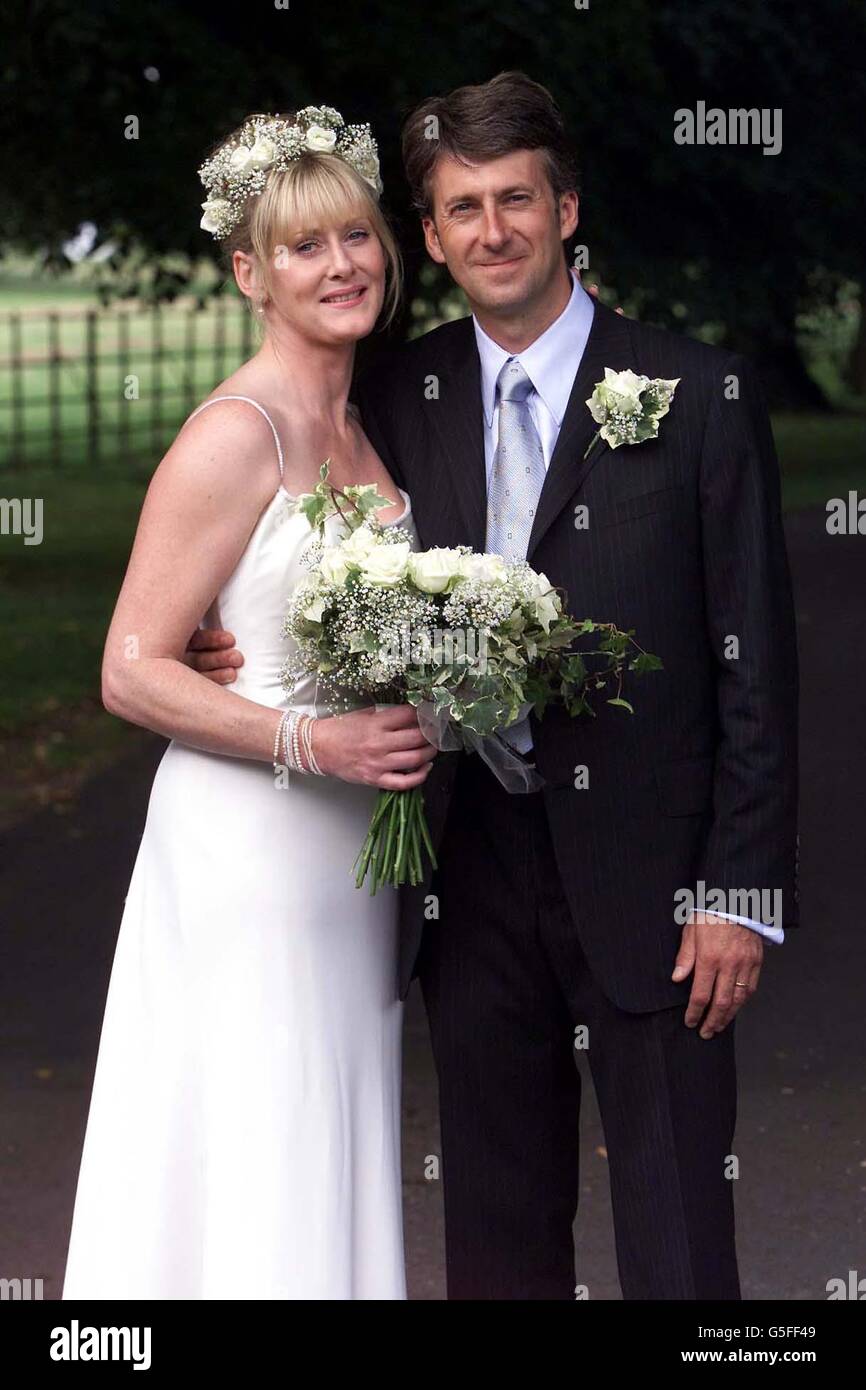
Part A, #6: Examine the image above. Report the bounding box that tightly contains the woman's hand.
[311,705,437,790]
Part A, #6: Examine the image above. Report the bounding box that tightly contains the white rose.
[409,547,464,593]
[361,541,411,586]
[318,548,350,585]
[339,525,379,565]
[457,552,507,584]
[305,125,338,152]
[200,198,231,233]
[527,569,552,597]
[247,136,276,170]
[229,144,253,174]
[356,150,380,179]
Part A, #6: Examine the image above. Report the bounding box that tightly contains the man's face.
[422,148,578,318]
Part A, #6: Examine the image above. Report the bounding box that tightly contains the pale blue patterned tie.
[485,356,547,755]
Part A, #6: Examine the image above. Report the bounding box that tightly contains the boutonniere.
[583,368,680,461]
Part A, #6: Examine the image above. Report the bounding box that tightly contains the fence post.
[85,310,99,467]
[151,304,163,459]
[118,310,131,463]
[215,298,226,385]
[49,312,61,469]
[9,313,25,470]
[183,302,197,416]
[241,301,253,361]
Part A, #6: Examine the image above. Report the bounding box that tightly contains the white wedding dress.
[62,396,414,1300]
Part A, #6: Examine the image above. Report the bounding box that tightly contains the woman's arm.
[102,400,437,789]
[101,401,284,761]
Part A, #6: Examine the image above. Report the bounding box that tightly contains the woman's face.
[238,211,387,349]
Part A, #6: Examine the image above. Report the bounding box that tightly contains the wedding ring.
[734,981,749,989]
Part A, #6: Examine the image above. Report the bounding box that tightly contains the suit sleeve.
[352,364,407,489]
[696,352,800,928]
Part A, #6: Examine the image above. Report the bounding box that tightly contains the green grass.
[770,413,866,511]
[0,293,254,470]
[0,467,153,827]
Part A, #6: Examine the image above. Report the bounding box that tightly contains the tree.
[1,0,863,406]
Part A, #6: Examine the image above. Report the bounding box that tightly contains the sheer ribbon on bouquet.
[415,700,545,794]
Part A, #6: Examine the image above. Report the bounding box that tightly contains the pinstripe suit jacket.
[354,301,799,1010]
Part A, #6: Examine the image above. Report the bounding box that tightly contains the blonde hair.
[214,117,401,328]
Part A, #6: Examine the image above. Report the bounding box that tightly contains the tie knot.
[496,356,534,404]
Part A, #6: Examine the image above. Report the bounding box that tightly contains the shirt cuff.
[690,910,784,945]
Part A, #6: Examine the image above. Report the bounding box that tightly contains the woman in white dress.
[61,108,435,1300]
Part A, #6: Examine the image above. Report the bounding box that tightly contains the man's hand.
[184,627,244,684]
[672,913,763,1039]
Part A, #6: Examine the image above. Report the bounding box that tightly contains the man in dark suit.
[192,72,799,1300]
[356,70,798,1301]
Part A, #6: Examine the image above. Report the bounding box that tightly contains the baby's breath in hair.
[199,106,383,241]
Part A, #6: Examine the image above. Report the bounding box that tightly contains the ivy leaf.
[629,651,664,673]
[607,696,635,714]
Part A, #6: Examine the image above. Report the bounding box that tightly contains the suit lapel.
[423,320,487,552]
[416,302,636,558]
[527,301,636,560]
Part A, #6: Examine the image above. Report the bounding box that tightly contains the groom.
[192,72,799,1300]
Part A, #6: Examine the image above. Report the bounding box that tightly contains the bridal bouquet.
[282,464,661,893]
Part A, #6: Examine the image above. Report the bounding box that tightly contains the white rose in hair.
[410,548,464,593]
[356,150,380,180]
[247,136,276,170]
[229,144,253,174]
[361,541,411,587]
[200,198,231,233]
[305,125,338,152]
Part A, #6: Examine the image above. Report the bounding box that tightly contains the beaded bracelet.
[273,710,291,773]
[300,711,324,775]
[274,709,325,777]
[282,710,305,773]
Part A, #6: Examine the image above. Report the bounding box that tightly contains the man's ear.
[421,215,447,265]
[558,191,579,243]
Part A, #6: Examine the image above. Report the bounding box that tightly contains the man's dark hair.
[401,71,579,218]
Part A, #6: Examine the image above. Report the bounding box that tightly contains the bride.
[61,107,435,1300]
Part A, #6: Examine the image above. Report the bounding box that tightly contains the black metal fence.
[0,299,255,471]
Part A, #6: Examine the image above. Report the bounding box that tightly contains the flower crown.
[199,106,383,241]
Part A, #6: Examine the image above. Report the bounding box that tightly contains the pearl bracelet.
[273,709,325,777]
[273,710,291,773]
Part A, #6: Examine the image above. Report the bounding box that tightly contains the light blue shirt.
[470,272,783,946]
[474,270,595,482]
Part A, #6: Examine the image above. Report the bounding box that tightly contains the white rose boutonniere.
[584,368,680,460]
